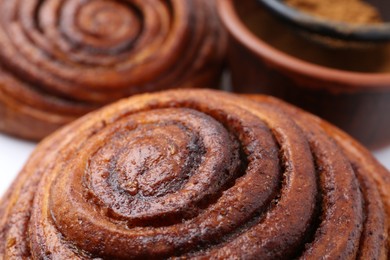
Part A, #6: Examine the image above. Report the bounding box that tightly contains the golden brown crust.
[0,0,226,141]
[0,89,389,259]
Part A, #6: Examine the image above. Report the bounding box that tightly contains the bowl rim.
[217,0,390,90]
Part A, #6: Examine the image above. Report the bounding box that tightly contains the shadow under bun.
[0,0,226,140]
[0,89,389,259]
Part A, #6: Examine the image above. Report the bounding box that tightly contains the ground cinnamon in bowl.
[285,0,382,24]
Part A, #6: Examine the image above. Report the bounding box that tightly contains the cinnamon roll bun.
[0,89,389,259]
[0,0,225,140]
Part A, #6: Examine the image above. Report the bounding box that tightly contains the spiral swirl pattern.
[0,0,225,140]
[1,89,389,259]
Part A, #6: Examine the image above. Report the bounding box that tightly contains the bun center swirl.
[51,109,242,231]
[69,0,142,52]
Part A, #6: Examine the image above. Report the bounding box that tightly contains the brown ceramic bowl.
[217,0,390,148]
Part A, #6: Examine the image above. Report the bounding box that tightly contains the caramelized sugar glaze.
[0,0,225,140]
[0,89,389,259]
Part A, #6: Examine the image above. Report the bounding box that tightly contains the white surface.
[0,133,389,197]
[375,146,390,170]
[0,134,35,196]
